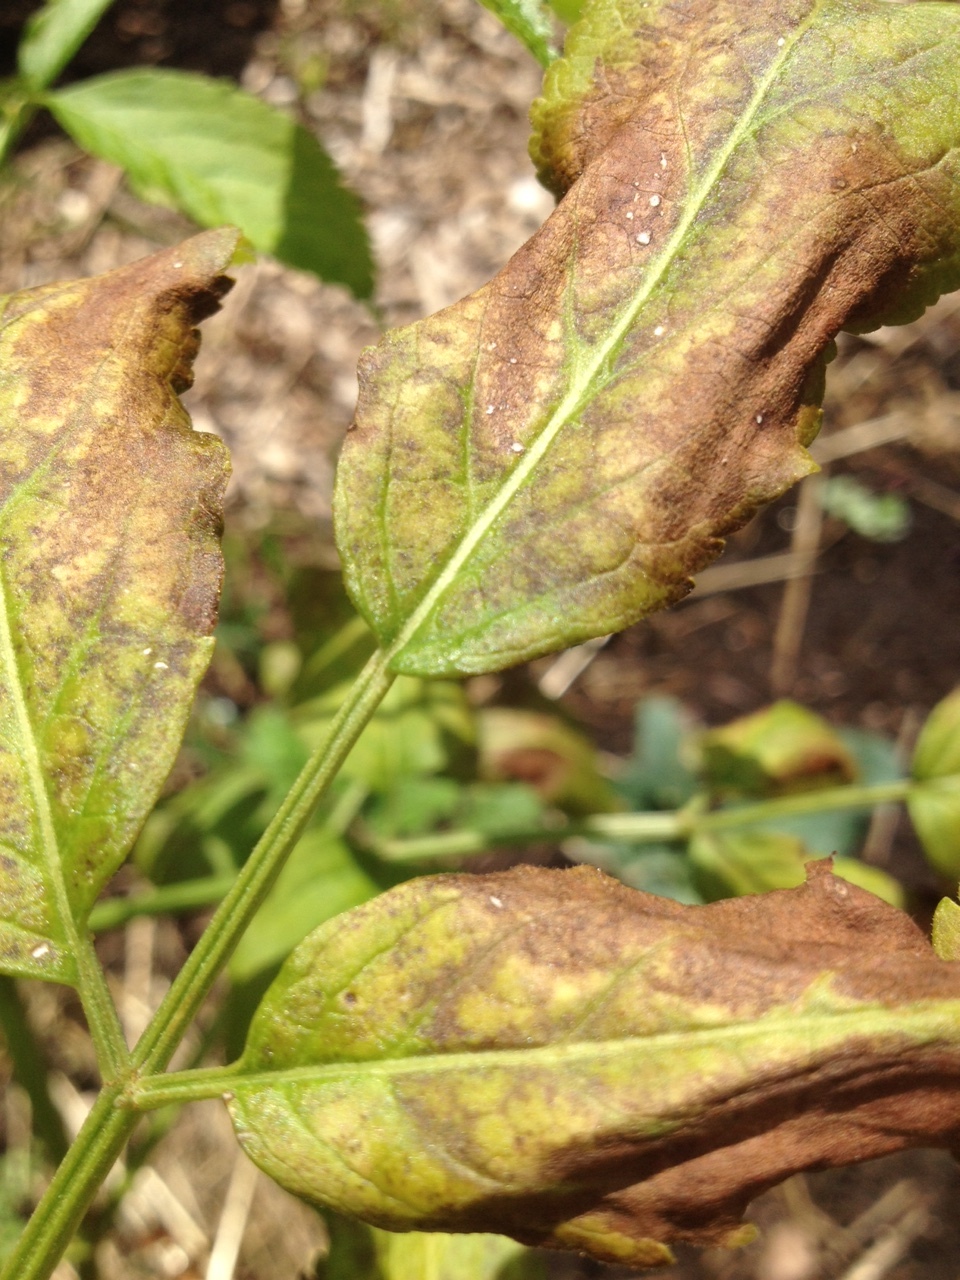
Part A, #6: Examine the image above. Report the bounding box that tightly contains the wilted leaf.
[478,706,619,814]
[0,230,236,981]
[46,70,374,298]
[17,0,113,91]
[229,862,960,1267]
[700,702,856,798]
[336,0,960,676]
[909,688,960,877]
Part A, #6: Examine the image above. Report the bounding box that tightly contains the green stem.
[696,778,911,832]
[374,778,914,861]
[0,1085,131,1280]
[0,978,69,1163]
[2,648,396,1280]
[88,874,236,933]
[131,649,394,1073]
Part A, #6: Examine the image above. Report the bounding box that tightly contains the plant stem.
[1,648,396,1280]
[0,1085,131,1280]
[88,874,237,933]
[696,778,912,832]
[374,778,914,861]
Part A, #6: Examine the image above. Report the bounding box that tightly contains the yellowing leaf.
[229,863,960,1267]
[0,230,236,981]
[336,0,960,676]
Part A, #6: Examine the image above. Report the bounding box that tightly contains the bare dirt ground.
[4,0,960,1277]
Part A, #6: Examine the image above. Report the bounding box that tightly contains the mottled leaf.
[336,0,960,676]
[229,862,960,1267]
[47,70,374,298]
[909,688,960,876]
[17,0,113,91]
[0,230,236,981]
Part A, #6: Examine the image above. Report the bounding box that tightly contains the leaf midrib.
[0,566,77,970]
[234,998,960,1091]
[384,6,822,663]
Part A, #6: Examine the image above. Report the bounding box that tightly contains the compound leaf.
[229,862,960,1267]
[46,69,374,298]
[336,0,960,676]
[0,229,236,982]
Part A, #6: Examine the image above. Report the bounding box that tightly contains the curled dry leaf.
[0,230,237,982]
[230,862,960,1267]
[335,0,960,676]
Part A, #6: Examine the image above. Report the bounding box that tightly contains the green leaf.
[46,69,373,298]
[700,702,857,798]
[228,863,960,1267]
[474,0,558,67]
[819,475,911,543]
[229,828,378,983]
[932,896,960,961]
[0,230,235,983]
[17,0,114,91]
[336,0,960,676]
[297,676,475,792]
[617,695,698,812]
[318,1214,545,1280]
[909,688,960,876]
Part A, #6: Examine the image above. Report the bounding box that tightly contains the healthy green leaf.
[474,0,558,68]
[336,0,960,676]
[909,688,960,876]
[0,229,236,982]
[229,862,960,1266]
[318,1214,545,1280]
[17,0,114,92]
[229,828,378,983]
[46,70,374,298]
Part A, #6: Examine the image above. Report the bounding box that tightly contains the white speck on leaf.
[511,442,524,453]
[509,357,518,364]
[142,648,152,656]
[486,405,495,415]
[660,153,668,169]
[637,231,651,244]
[654,325,665,336]
[777,35,785,45]
[489,896,504,908]
[626,211,634,220]
[649,194,661,207]
[31,943,50,960]
[173,261,183,269]
[756,413,764,424]
[154,661,169,670]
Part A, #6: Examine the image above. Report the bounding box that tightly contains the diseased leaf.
[909,688,960,876]
[0,230,236,981]
[46,70,374,298]
[336,0,960,676]
[229,862,960,1267]
[700,701,856,798]
[474,0,558,68]
[17,0,114,91]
